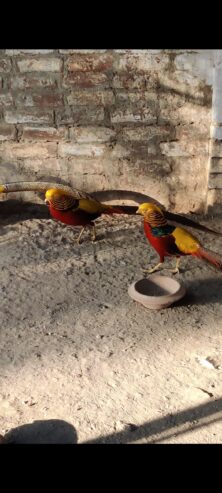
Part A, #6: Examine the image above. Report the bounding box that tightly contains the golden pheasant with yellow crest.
[44,187,133,243]
[0,181,136,243]
[137,203,222,274]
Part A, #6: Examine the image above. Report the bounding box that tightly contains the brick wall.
[0,49,219,212]
[206,51,222,212]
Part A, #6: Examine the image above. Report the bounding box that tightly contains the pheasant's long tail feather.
[166,211,222,237]
[102,204,138,215]
[194,247,222,270]
[0,181,97,201]
[92,190,165,208]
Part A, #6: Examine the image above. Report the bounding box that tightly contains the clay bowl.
[128,274,186,310]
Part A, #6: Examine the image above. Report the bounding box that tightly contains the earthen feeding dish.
[128,274,186,309]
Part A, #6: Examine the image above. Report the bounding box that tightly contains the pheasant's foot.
[75,226,86,245]
[167,267,179,274]
[142,262,163,274]
[166,258,180,274]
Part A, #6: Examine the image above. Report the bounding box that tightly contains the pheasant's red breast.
[49,205,100,226]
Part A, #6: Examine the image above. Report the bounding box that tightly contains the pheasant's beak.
[136,207,141,214]
[45,199,50,206]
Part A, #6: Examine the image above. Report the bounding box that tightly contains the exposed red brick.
[11,75,58,90]
[63,72,109,88]
[15,92,64,108]
[22,126,67,141]
[66,54,113,72]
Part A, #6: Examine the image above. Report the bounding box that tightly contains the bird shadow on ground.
[0,200,49,223]
[82,397,222,444]
[173,276,222,307]
[2,419,78,444]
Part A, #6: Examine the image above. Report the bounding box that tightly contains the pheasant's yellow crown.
[136,203,164,215]
[45,188,69,200]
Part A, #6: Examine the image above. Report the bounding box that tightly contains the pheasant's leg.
[142,262,163,274]
[90,224,96,242]
[167,257,180,274]
[76,226,86,245]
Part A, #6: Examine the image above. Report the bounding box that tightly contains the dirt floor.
[1,202,222,444]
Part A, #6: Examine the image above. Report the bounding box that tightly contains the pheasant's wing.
[171,227,200,254]
[75,197,105,215]
[162,234,183,256]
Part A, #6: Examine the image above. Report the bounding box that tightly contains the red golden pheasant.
[44,187,137,243]
[136,203,222,274]
[0,181,222,243]
[0,181,137,243]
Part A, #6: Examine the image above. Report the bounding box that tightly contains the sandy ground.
[1,202,222,444]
